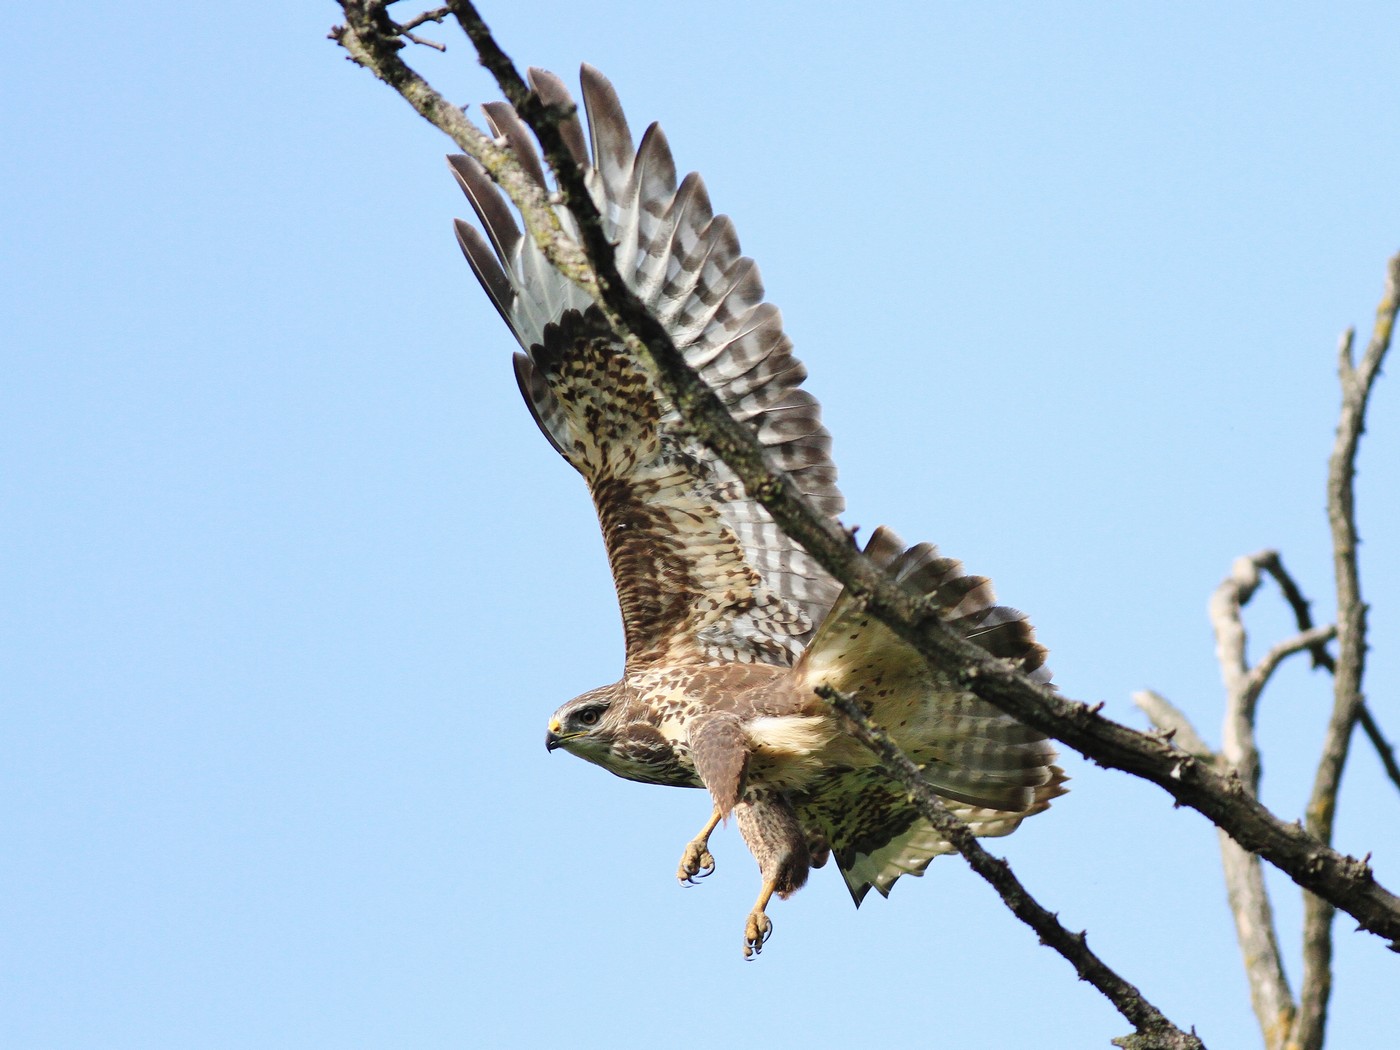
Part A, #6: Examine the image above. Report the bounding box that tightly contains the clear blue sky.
[4,3,1398,1047]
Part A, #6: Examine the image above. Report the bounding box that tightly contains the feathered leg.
[678,712,750,886]
[734,789,810,958]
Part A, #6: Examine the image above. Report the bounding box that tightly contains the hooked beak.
[546,718,563,752]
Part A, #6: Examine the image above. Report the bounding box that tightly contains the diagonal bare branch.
[329,2,1400,949]
[1358,708,1400,798]
[821,685,1203,1050]
[1241,626,1338,713]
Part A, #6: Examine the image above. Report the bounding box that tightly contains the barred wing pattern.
[801,774,1059,905]
[797,528,1066,904]
[452,66,844,668]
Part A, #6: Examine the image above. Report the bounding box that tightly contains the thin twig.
[1291,254,1400,1050]
[331,3,596,290]
[1358,708,1400,797]
[819,685,1204,1050]
[328,3,1400,949]
[402,30,446,51]
[1240,626,1339,715]
[1132,691,1213,761]
[1257,553,1333,671]
[1259,541,1400,799]
[399,5,449,33]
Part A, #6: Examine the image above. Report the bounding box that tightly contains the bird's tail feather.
[795,526,1066,902]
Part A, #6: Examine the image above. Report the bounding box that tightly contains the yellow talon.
[742,881,777,958]
[676,808,723,884]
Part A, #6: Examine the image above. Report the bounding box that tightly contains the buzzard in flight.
[452,66,1065,957]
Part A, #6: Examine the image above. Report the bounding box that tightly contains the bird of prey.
[451,66,1065,957]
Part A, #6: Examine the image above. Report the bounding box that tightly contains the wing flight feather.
[452,66,845,669]
[795,527,1066,903]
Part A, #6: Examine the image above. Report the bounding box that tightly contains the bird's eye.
[577,708,601,727]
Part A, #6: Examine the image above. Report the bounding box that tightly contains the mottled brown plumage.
[455,66,1065,956]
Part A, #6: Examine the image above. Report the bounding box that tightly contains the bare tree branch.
[1220,829,1295,1049]
[1358,708,1400,799]
[1211,553,1270,790]
[1140,619,1339,1050]
[1257,552,1333,670]
[329,1,1400,949]
[1206,553,1311,1050]
[820,686,1204,1050]
[1258,552,1400,801]
[1291,256,1400,1050]
[1132,691,1214,761]
[330,3,596,290]
[1141,265,1395,1050]
[399,5,449,33]
[1136,688,1301,1048]
[1239,627,1338,712]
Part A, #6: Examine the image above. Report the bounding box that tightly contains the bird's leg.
[676,807,722,884]
[733,790,810,959]
[742,880,777,959]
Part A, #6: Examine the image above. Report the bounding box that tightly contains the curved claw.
[742,911,773,959]
[676,842,716,885]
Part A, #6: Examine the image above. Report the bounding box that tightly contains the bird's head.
[545,685,620,761]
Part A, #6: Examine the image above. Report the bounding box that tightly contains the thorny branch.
[329,0,1400,957]
[817,686,1203,1050]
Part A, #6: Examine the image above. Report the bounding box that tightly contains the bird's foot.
[742,908,773,959]
[676,808,722,885]
[676,838,716,884]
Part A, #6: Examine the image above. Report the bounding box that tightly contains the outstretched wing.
[451,66,844,669]
[796,527,1066,904]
